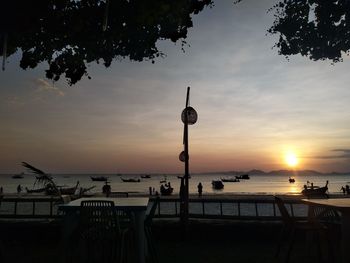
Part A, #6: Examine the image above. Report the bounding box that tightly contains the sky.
[1,0,350,174]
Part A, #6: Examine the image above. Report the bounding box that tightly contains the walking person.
[197,182,203,197]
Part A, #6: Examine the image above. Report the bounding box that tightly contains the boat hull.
[212,180,224,190]
[90,176,108,182]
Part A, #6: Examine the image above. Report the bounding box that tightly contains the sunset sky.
[1,0,350,174]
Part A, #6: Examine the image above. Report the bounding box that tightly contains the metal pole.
[182,87,190,225]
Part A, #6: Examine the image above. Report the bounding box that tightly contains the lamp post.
[179,87,198,226]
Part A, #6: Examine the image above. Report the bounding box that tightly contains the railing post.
[220,202,223,216]
[255,202,258,217]
[32,201,35,215]
[290,203,294,217]
[158,201,161,217]
[14,201,17,215]
[50,197,53,217]
[238,201,241,217]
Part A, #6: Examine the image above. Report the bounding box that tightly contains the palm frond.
[21,162,61,196]
[22,162,46,175]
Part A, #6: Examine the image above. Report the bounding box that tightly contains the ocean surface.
[1,173,350,195]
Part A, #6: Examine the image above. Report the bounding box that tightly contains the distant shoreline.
[1,169,350,176]
[1,192,346,199]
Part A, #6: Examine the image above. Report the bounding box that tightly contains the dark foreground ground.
[0,219,340,263]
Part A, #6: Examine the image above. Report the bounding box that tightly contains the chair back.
[308,205,340,224]
[80,200,119,230]
[145,197,159,226]
[79,200,122,263]
[275,196,293,224]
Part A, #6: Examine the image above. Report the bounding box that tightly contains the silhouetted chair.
[78,200,124,263]
[275,196,334,263]
[308,205,341,261]
[144,197,160,263]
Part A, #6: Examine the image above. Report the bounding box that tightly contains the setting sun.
[285,153,298,167]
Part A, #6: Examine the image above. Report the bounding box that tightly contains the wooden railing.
[152,196,308,221]
[0,195,308,221]
[0,196,68,219]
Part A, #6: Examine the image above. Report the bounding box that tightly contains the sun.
[285,153,298,167]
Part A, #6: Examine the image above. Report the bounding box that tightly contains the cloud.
[310,149,350,159]
[332,149,350,158]
[34,78,65,96]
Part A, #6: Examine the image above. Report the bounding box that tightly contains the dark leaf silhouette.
[0,0,212,85]
[268,0,350,62]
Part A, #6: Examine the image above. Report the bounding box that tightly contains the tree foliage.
[268,0,350,63]
[0,0,212,85]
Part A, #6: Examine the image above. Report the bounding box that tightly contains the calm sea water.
[1,173,350,195]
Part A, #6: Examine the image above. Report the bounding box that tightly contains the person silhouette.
[102,182,111,197]
[17,184,22,194]
[341,186,346,195]
[197,182,203,197]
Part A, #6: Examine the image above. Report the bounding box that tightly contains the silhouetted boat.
[221,177,239,182]
[26,187,46,193]
[46,181,80,195]
[212,180,224,190]
[12,172,24,179]
[301,181,328,197]
[160,185,173,195]
[160,176,167,183]
[236,174,250,180]
[90,176,108,181]
[141,174,151,179]
[289,177,295,183]
[121,178,140,183]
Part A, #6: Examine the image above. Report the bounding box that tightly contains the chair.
[78,200,124,263]
[308,205,341,261]
[274,196,334,263]
[144,197,160,263]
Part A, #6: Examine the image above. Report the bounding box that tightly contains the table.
[302,198,350,263]
[59,197,149,263]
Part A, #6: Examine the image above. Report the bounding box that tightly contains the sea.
[1,173,350,195]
